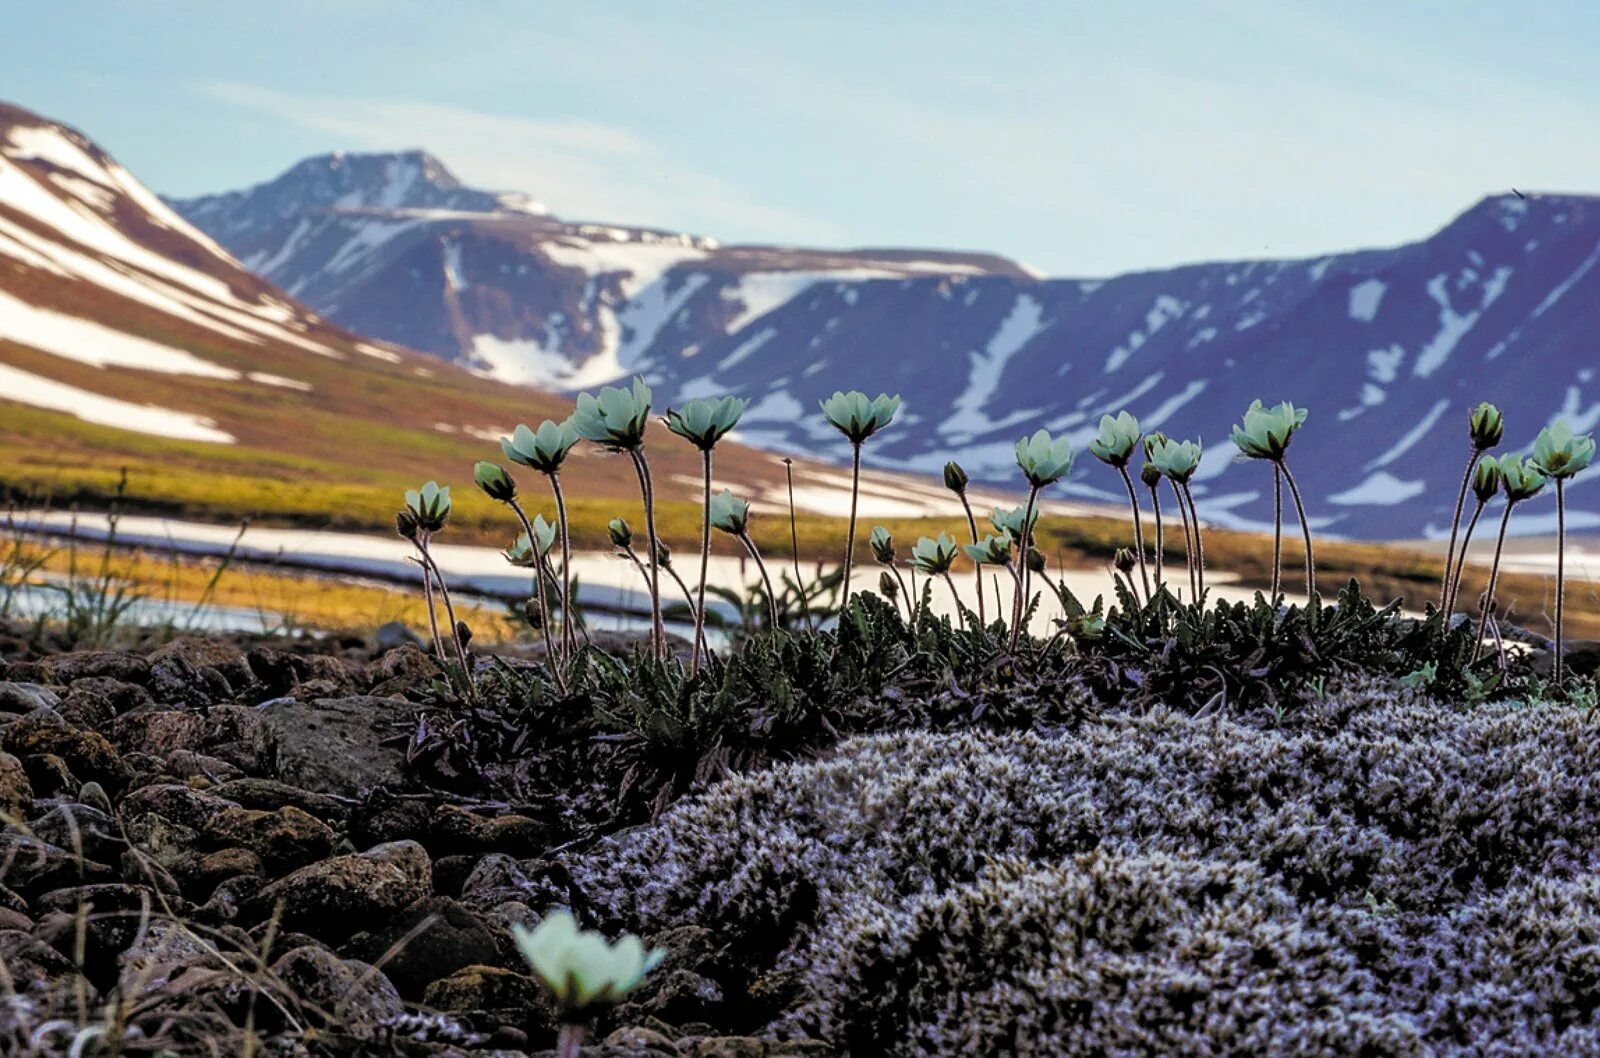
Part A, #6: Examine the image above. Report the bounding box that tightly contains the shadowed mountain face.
[176,152,1600,540]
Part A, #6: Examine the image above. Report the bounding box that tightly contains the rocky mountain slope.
[177,152,1600,540]
[0,102,924,538]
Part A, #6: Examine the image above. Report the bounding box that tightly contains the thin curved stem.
[1117,466,1152,603]
[890,563,914,622]
[1171,479,1197,602]
[1270,464,1283,603]
[1009,485,1040,652]
[548,473,576,659]
[1147,484,1164,597]
[941,572,967,630]
[957,492,986,626]
[556,1023,584,1058]
[627,449,664,659]
[1556,477,1567,687]
[1440,447,1483,612]
[1445,500,1486,616]
[692,449,713,674]
[1473,502,1517,663]
[1279,459,1314,601]
[841,442,862,611]
[506,498,559,677]
[417,541,470,680]
[739,531,780,630]
[414,549,444,662]
[784,458,813,631]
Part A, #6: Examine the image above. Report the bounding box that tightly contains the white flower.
[511,910,664,1015]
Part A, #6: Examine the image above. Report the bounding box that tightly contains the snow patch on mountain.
[0,361,234,443]
[1347,278,1386,322]
[945,293,1046,440]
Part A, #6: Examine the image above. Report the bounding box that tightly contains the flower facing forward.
[1531,421,1596,480]
[664,395,748,450]
[1088,411,1142,468]
[1014,428,1076,487]
[869,526,895,564]
[607,517,633,549]
[1498,455,1548,502]
[1148,437,1204,483]
[404,482,451,533]
[1472,459,1504,503]
[991,504,1038,540]
[1469,402,1505,451]
[512,910,664,1017]
[503,515,556,567]
[943,461,969,495]
[572,377,653,450]
[1230,400,1307,461]
[709,490,751,535]
[963,531,1015,566]
[502,419,581,474]
[822,391,900,444]
[474,461,517,502]
[911,533,959,575]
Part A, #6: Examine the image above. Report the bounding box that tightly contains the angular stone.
[254,696,416,797]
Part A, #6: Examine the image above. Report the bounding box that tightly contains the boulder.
[254,696,415,797]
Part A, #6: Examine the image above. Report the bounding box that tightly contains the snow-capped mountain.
[175,152,1600,540]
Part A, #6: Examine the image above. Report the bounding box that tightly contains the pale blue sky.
[7,1,1598,275]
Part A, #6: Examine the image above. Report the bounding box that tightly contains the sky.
[6,1,1599,277]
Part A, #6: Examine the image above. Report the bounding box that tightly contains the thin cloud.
[199,81,843,241]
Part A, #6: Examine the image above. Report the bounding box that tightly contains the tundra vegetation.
[0,384,1597,1057]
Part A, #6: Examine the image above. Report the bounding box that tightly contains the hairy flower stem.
[1180,482,1208,598]
[1171,480,1196,601]
[664,562,701,640]
[1270,465,1283,603]
[415,553,445,662]
[1117,466,1152,603]
[941,572,968,630]
[783,458,813,631]
[738,531,780,630]
[957,492,986,626]
[506,498,560,675]
[1556,478,1568,687]
[547,473,577,661]
[1146,483,1164,598]
[841,442,863,611]
[692,449,713,673]
[1009,485,1041,652]
[889,563,914,622]
[1473,503,1517,663]
[623,545,697,642]
[1440,446,1484,612]
[627,449,665,659]
[417,541,470,684]
[1279,459,1315,601]
[1446,499,1488,616]
[556,1023,584,1058]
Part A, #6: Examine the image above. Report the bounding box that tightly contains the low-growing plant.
[1530,420,1596,685]
[1089,410,1151,601]
[502,417,584,659]
[512,911,664,1057]
[821,390,901,608]
[1440,402,1504,611]
[664,394,748,671]
[1232,399,1313,601]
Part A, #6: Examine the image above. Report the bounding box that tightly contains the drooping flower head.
[572,377,653,451]
[821,391,900,445]
[503,515,556,567]
[1139,462,1163,489]
[1113,548,1136,575]
[709,490,751,535]
[663,395,748,451]
[1088,411,1142,468]
[502,419,581,475]
[1148,437,1204,484]
[1014,428,1076,487]
[404,481,451,533]
[1468,402,1505,451]
[1498,454,1548,503]
[473,461,517,503]
[1231,400,1307,461]
[511,910,664,1017]
[1531,420,1596,480]
[607,517,633,549]
[910,532,959,575]
[963,531,1015,566]
[869,526,895,564]
[943,461,969,495]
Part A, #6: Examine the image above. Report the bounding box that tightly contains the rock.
[458,853,544,910]
[272,943,404,1032]
[203,805,335,873]
[603,1027,682,1055]
[0,750,33,819]
[0,682,59,714]
[0,832,114,895]
[351,795,432,847]
[124,812,202,872]
[682,1039,832,1057]
[210,777,351,820]
[147,636,252,691]
[345,895,499,999]
[432,804,549,857]
[120,783,238,828]
[118,919,222,991]
[618,968,724,1027]
[110,710,207,756]
[254,696,416,797]
[162,749,246,784]
[21,752,76,798]
[255,840,431,933]
[1,711,132,791]
[40,651,150,686]
[57,676,151,726]
[422,964,553,1028]
[184,847,264,892]
[19,802,124,864]
[375,623,424,652]
[0,928,84,995]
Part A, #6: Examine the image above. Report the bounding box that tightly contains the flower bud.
[943,461,969,495]
[1471,458,1503,504]
[879,570,899,599]
[607,517,633,548]
[1468,402,1504,451]
[1139,462,1162,489]
[869,526,895,564]
[654,540,672,568]
[473,461,517,502]
[1113,548,1136,574]
[395,510,419,540]
[1025,546,1046,574]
